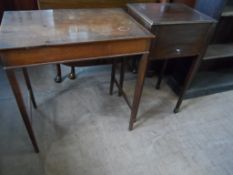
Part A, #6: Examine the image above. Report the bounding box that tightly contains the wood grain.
[127,3,216,60]
[1,39,150,69]
[0,9,153,50]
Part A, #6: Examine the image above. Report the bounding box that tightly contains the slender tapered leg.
[129,54,149,131]
[22,68,37,109]
[156,60,168,90]
[6,69,39,153]
[110,61,116,95]
[68,66,76,80]
[119,58,125,96]
[55,64,62,83]
[174,57,201,113]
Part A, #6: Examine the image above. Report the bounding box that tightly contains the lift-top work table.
[127,3,217,113]
[0,9,154,152]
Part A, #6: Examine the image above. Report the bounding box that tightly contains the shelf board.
[222,5,233,17]
[167,69,233,99]
[203,44,233,60]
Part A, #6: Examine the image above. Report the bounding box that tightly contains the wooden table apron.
[0,37,151,153]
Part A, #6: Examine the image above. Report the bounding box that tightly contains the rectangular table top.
[127,3,216,27]
[0,8,153,51]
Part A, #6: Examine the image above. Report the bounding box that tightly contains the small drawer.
[150,23,211,60]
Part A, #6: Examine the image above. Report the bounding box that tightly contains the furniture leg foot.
[173,107,180,113]
[68,66,76,80]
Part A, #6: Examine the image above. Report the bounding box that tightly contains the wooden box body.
[127,3,216,60]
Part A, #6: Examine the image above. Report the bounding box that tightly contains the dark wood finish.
[0,9,154,150]
[128,3,213,26]
[109,61,116,95]
[212,0,233,43]
[129,54,149,130]
[128,3,215,59]
[6,69,39,153]
[0,0,38,21]
[2,38,150,69]
[39,0,157,9]
[173,23,217,112]
[128,3,216,112]
[0,9,152,51]
[68,66,76,80]
[150,23,211,60]
[156,59,168,89]
[0,1,4,21]
[37,0,167,82]
[204,44,233,60]
[172,0,195,7]
[168,0,231,99]
[114,76,132,110]
[0,9,152,69]
[222,5,233,17]
[22,68,37,109]
[119,58,126,96]
[54,64,62,83]
[12,0,38,10]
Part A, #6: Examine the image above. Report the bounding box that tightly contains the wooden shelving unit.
[168,1,233,99]
[204,43,233,60]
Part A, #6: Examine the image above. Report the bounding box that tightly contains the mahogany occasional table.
[0,9,154,152]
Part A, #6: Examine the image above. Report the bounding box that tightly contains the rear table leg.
[55,64,62,83]
[156,60,168,90]
[68,66,76,80]
[119,58,126,96]
[6,69,39,153]
[22,68,37,109]
[110,61,116,95]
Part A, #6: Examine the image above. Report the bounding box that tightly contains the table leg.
[119,57,125,96]
[6,69,39,153]
[22,68,37,109]
[156,60,168,90]
[110,61,116,95]
[55,64,62,83]
[174,57,201,113]
[129,54,149,131]
[68,66,76,80]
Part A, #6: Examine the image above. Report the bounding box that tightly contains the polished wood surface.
[127,3,214,27]
[172,0,195,7]
[0,9,153,69]
[127,3,216,60]
[0,9,152,50]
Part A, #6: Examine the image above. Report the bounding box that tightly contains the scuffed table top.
[127,3,216,26]
[0,8,153,50]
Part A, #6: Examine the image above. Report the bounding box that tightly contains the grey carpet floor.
[0,65,233,175]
